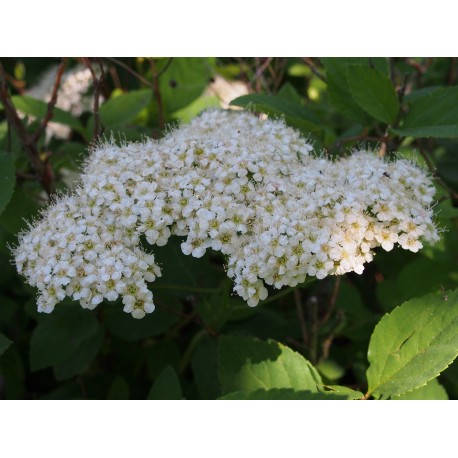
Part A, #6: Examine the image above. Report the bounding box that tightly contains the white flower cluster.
[14,110,439,318]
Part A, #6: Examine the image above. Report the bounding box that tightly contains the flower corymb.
[14,110,439,318]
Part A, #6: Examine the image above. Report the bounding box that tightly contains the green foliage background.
[0,57,457,400]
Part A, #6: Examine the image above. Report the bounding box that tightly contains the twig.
[264,58,287,93]
[250,57,274,92]
[149,58,165,130]
[397,73,409,105]
[0,62,52,197]
[416,141,458,200]
[33,57,67,143]
[103,57,154,88]
[168,311,198,338]
[302,57,326,82]
[294,289,308,346]
[154,297,188,318]
[155,57,174,79]
[152,284,220,293]
[307,295,319,364]
[82,58,105,140]
[321,333,336,362]
[76,376,88,399]
[178,329,208,375]
[447,57,457,85]
[388,57,396,86]
[321,276,341,324]
[108,65,122,90]
[260,286,295,305]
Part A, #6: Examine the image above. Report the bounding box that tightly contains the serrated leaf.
[53,326,105,381]
[218,335,322,395]
[366,289,458,399]
[0,332,12,357]
[4,95,83,131]
[230,93,321,133]
[147,366,182,400]
[393,86,458,138]
[346,65,399,124]
[30,305,99,371]
[0,152,15,217]
[391,378,448,400]
[321,58,388,123]
[100,89,152,127]
[219,388,347,400]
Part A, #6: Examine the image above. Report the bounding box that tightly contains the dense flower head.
[14,109,439,318]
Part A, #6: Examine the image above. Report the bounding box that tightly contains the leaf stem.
[178,329,208,375]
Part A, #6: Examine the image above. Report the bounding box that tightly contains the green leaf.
[346,65,400,124]
[100,89,152,127]
[147,366,182,400]
[391,378,448,400]
[277,82,303,105]
[393,86,458,138]
[0,332,12,357]
[104,298,181,342]
[230,94,321,133]
[53,327,105,381]
[5,95,83,131]
[325,385,364,400]
[0,152,15,217]
[219,388,347,400]
[435,200,458,220]
[366,289,458,399]
[218,335,322,395]
[0,186,40,234]
[321,58,375,122]
[0,345,25,399]
[159,58,215,114]
[172,95,220,123]
[30,304,99,371]
[376,257,458,312]
[191,337,221,399]
[335,281,377,341]
[145,340,181,379]
[317,359,345,382]
[107,375,130,400]
[197,280,232,332]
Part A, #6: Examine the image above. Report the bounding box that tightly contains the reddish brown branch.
[302,57,326,82]
[250,57,274,93]
[321,276,341,325]
[149,58,165,130]
[33,57,67,143]
[0,62,53,197]
[294,289,309,346]
[81,58,105,140]
[104,57,153,88]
